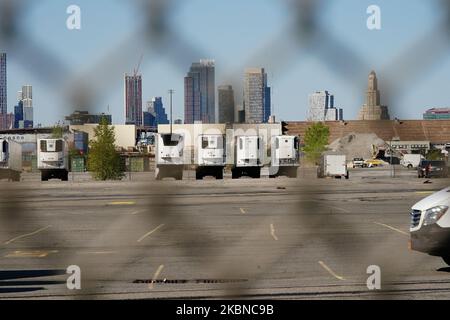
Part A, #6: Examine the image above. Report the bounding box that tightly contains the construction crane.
[133,54,143,77]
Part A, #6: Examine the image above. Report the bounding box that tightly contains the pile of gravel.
[328,133,386,160]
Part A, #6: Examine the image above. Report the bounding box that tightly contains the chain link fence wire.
[1,0,450,299]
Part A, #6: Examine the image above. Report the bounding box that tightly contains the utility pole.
[168,89,174,135]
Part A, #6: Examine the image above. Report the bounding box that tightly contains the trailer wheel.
[41,172,48,182]
[216,170,223,180]
[62,172,69,181]
[176,171,183,181]
[196,171,203,180]
[252,169,261,179]
[407,164,413,169]
[232,169,240,179]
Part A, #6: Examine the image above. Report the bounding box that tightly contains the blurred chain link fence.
[1,0,450,299]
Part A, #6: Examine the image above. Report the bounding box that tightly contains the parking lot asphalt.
[1,166,450,299]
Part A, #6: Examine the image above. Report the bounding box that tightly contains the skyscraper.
[307,90,343,121]
[21,85,33,127]
[147,97,169,125]
[184,59,215,124]
[124,74,143,125]
[218,85,235,124]
[357,71,390,120]
[243,68,271,123]
[0,53,7,129]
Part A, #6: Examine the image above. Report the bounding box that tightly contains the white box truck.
[401,154,423,169]
[410,187,450,266]
[232,135,264,179]
[269,135,300,178]
[195,134,226,180]
[317,153,349,179]
[0,139,22,181]
[155,133,184,180]
[37,138,69,181]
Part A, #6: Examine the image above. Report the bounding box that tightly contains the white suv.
[410,187,450,265]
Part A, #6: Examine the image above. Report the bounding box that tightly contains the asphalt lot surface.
[1,166,450,300]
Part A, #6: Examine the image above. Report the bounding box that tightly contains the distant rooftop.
[424,108,450,114]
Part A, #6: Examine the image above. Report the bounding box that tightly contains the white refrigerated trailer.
[195,134,226,180]
[269,135,300,178]
[232,135,264,179]
[37,138,69,181]
[0,139,22,181]
[155,133,185,180]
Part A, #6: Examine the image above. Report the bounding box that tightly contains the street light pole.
[168,89,174,135]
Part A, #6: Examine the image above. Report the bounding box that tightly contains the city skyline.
[2,1,447,126]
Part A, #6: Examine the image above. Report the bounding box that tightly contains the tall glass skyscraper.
[308,90,343,121]
[124,74,143,125]
[0,53,7,128]
[184,60,215,124]
[218,85,235,124]
[244,68,271,124]
[146,97,169,125]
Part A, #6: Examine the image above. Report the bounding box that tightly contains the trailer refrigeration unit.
[232,135,264,179]
[317,153,349,179]
[155,133,185,180]
[269,135,300,178]
[0,139,22,181]
[195,134,226,180]
[37,138,69,181]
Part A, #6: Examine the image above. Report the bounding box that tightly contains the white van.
[410,187,450,265]
[401,154,424,169]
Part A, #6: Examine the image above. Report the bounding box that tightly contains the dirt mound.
[328,133,386,160]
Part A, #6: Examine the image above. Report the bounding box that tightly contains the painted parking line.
[373,222,409,236]
[149,265,165,289]
[137,224,165,243]
[270,224,278,241]
[5,250,58,258]
[4,225,52,245]
[78,251,118,255]
[108,201,136,206]
[318,261,345,281]
[415,191,435,195]
[240,208,246,214]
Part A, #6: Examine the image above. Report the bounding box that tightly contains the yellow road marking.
[318,261,345,281]
[270,224,278,241]
[373,222,409,236]
[149,265,165,289]
[240,208,246,214]
[79,251,117,255]
[108,201,136,206]
[4,225,52,245]
[137,224,165,243]
[5,250,58,258]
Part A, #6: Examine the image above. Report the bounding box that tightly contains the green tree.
[87,118,124,180]
[426,149,444,161]
[52,125,64,138]
[302,122,330,164]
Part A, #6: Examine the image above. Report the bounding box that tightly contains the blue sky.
[3,0,450,125]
